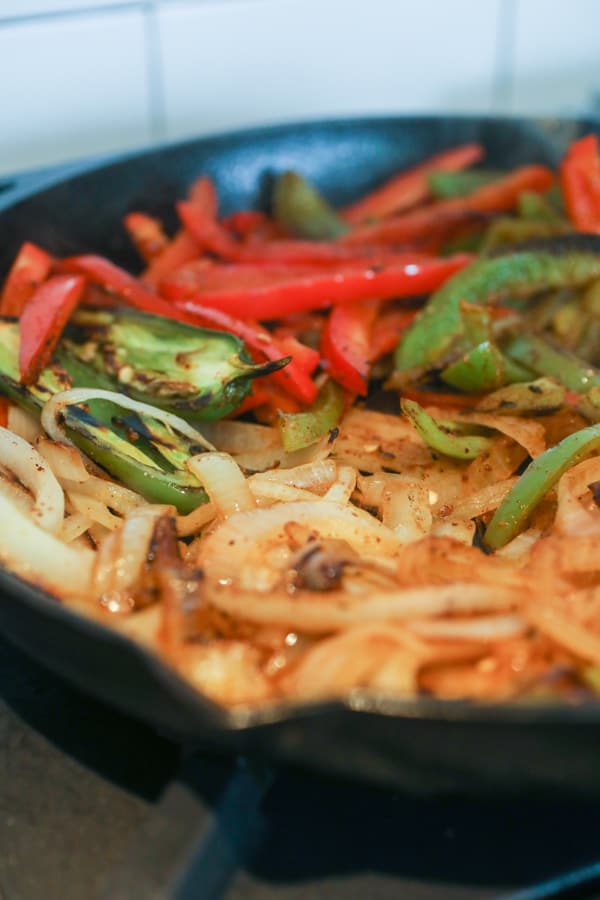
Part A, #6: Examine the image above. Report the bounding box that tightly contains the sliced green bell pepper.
[272,171,348,240]
[484,421,600,549]
[278,379,345,452]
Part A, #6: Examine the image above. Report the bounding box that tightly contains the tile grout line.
[143,0,167,142]
[491,0,517,113]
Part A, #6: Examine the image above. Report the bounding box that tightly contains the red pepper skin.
[342,166,554,246]
[276,335,320,375]
[368,308,418,361]
[174,301,318,404]
[64,254,179,319]
[177,201,241,259]
[0,398,8,427]
[142,231,199,287]
[123,212,169,262]
[165,254,472,319]
[321,300,379,395]
[560,134,600,232]
[342,142,485,224]
[187,175,218,217]
[0,242,53,317]
[19,275,85,384]
[222,210,270,237]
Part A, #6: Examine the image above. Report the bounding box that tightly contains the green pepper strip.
[427,169,504,199]
[484,421,600,550]
[272,171,348,240]
[395,236,600,373]
[502,332,600,393]
[474,377,566,415]
[401,398,492,460]
[0,321,208,513]
[278,380,345,452]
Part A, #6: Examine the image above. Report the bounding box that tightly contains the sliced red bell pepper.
[560,134,600,232]
[222,210,270,237]
[177,201,241,259]
[0,242,53,317]
[342,165,555,246]
[368,308,419,361]
[142,231,200,288]
[321,300,380,395]
[187,175,218,218]
[275,335,320,375]
[165,254,472,319]
[64,254,180,319]
[0,397,8,427]
[174,301,318,404]
[341,142,485,224]
[19,274,86,384]
[123,212,169,262]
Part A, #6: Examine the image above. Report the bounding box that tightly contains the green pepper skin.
[474,377,566,416]
[278,379,344,452]
[65,308,286,421]
[502,333,600,393]
[395,236,600,374]
[484,421,600,550]
[427,169,504,199]
[272,171,348,240]
[441,341,506,392]
[0,320,208,513]
[401,398,492,460]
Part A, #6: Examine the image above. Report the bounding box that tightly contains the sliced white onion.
[41,388,216,451]
[381,481,432,543]
[196,499,403,588]
[408,613,528,642]
[0,427,64,533]
[0,493,93,597]
[454,411,547,459]
[36,436,90,484]
[323,466,357,504]
[93,506,165,599]
[176,501,216,537]
[7,405,42,444]
[187,452,255,518]
[205,581,516,634]
[67,491,122,531]
[61,474,144,516]
[555,457,600,537]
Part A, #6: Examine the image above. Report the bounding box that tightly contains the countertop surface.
[3,630,600,900]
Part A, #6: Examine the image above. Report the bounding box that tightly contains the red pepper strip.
[123,212,169,262]
[367,308,418,361]
[0,398,8,427]
[0,242,53,317]
[235,239,430,265]
[222,210,270,237]
[174,301,318,404]
[560,134,600,232]
[142,231,200,287]
[187,175,218,218]
[168,254,472,319]
[19,275,86,384]
[276,335,320,375]
[64,254,183,319]
[342,142,485,224]
[321,300,380,395]
[177,201,241,259]
[342,165,555,246]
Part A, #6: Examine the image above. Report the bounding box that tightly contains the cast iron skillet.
[1,115,600,796]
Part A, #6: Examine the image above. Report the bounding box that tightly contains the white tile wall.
[0,0,599,177]
[157,0,500,140]
[511,0,600,115]
[0,9,152,175]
